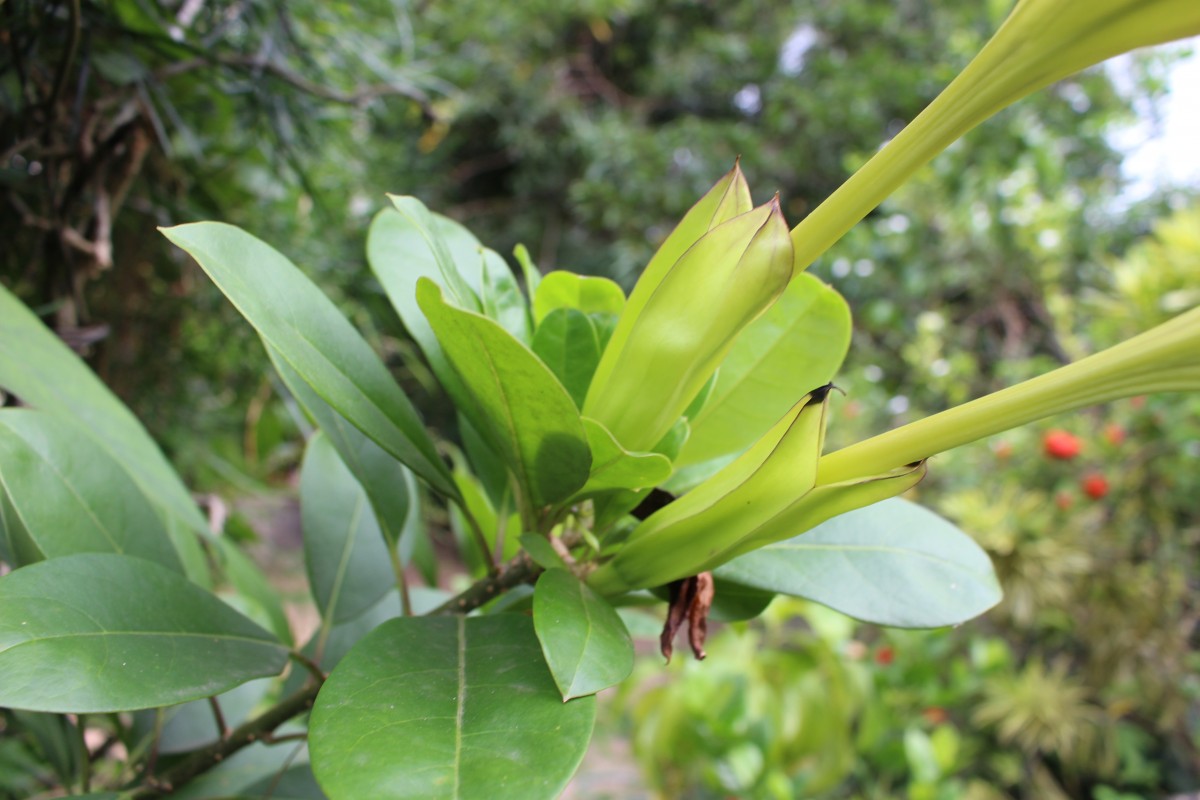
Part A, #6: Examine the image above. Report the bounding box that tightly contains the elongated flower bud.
[589,386,829,594]
[818,303,1200,485]
[584,195,794,452]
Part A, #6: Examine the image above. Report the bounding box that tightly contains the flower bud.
[584,193,794,452]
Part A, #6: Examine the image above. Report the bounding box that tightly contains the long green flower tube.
[788,0,1200,276]
[584,178,794,452]
[818,303,1200,486]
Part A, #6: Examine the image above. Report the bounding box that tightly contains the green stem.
[788,0,1200,276]
[388,541,413,617]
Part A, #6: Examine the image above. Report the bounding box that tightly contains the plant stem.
[388,541,413,617]
[427,549,542,616]
[125,685,321,799]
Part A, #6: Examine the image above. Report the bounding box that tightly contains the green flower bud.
[589,386,830,594]
[584,184,794,452]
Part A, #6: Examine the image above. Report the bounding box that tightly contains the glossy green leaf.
[519,533,569,571]
[281,587,447,697]
[309,615,595,800]
[417,279,591,509]
[387,195,482,311]
[531,308,601,408]
[449,467,520,575]
[367,202,486,408]
[715,498,1002,627]
[161,222,455,500]
[0,409,183,573]
[171,740,322,800]
[578,418,672,495]
[212,537,293,646]
[709,577,776,622]
[301,433,395,625]
[513,243,542,305]
[269,346,414,553]
[678,273,851,466]
[533,569,634,700]
[459,412,510,508]
[0,554,288,712]
[532,271,625,324]
[0,284,210,583]
[480,248,532,344]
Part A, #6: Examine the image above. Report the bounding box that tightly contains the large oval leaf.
[0,409,183,573]
[300,432,395,625]
[0,285,209,583]
[530,308,601,409]
[366,201,484,409]
[533,568,634,700]
[417,279,590,509]
[0,554,288,712]
[309,615,595,800]
[269,345,414,553]
[678,273,851,467]
[531,271,625,324]
[161,222,456,500]
[715,498,1001,627]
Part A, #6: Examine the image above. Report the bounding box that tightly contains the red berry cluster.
[1041,426,1122,502]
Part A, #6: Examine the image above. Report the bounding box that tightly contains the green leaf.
[367,202,486,409]
[170,740,321,799]
[709,577,776,622]
[678,273,851,466]
[300,433,396,625]
[0,554,288,712]
[714,498,1002,627]
[519,533,569,571]
[533,569,634,700]
[269,346,414,553]
[309,615,595,800]
[531,308,601,408]
[161,222,456,500]
[532,271,625,324]
[578,418,672,495]
[387,195,481,312]
[0,409,184,573]
[480,248,532,344]
[513,244,542,306]
[448,467,519,575]
[417,279,591,509]
[0,284,210,584]
[212,537,293,646]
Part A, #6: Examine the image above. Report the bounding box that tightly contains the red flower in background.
[1043,429,1082,460]
[1082,473,1109,500]
[1104,423,1126,446]
[874,645,895,666]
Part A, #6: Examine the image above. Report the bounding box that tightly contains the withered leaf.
[660,571,714,662]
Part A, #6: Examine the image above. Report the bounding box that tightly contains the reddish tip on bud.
[1043,429,1082,460]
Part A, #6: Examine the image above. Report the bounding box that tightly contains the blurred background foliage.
[3,1,1199,797]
